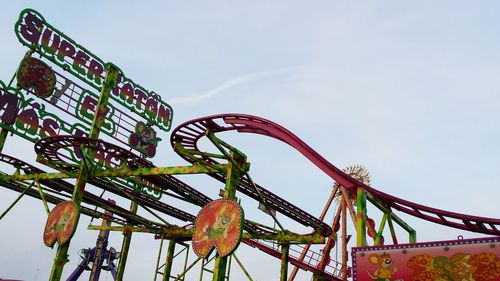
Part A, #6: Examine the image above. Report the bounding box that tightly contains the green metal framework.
[12,7,500,281]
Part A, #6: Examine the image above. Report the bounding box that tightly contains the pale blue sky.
[0,1,499,280]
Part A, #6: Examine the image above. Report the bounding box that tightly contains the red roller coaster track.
[171,113,500,236]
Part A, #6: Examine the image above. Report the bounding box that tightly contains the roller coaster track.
[31,136,341,278]
[171,119,333,237]
[0,152,271,236]
[171,114,500,237]
[3,113,496,280]
[0,153,178,227]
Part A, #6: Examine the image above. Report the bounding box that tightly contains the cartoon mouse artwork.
[43,201,79,248]
[128,121,161,158]
[367,252,403,281]
[192,199,244,258]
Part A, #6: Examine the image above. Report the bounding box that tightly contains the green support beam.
[162,239,176,281]
[0,172,75,182]
[35,181,50,215]
[280,243,290,281]
[87,224,324,244]
[154,237,165,281]
[89,208,113,281]
[0,181,35,221]
[374,213,388,246]
[0,129,9,152]
[232,254,253,281]
[0,164,232,182]
[48,64,120,281]
[116,201,138,281]
[213,151,246,281]
[366,193,416,244]
[356,187,367,247]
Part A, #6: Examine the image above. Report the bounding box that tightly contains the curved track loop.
[33,136,271,235]
[172,116,333,236]
[31,136,338,279]
[171,114,500,236]
[35,136,213,207]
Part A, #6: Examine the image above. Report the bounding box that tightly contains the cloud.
[168,66,300,106]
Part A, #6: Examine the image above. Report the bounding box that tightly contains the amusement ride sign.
[352,237,500,281]
[0,8,174,199]
[14,9,173,132]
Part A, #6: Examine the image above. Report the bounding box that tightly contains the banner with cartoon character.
[352,237,500,281]
[192,199,244,258]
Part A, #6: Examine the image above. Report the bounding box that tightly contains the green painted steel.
[174,256,201,280]
[232,254,253,281]
[374,213,388,245]
[280,243,290,281]
[49,65,120,281]
[226,255,232,280]
[0,181,35,221]
[116,201,138,281]
[356,187,367,247]
[0,129,8,152]
[89,210,113,281]
[409,229,417,243]
[0,11,356,276]
[92,164,225,177]
[162,239,176,281]
[87,224,325,244]
[365,192,416,244]
[35,181,50,215]
[91,227,325,249]
[387,214,398,244]
[154,237,165,281]
[212,151,247,281]
[213,254,228,281]
[199,257,206,280]
[0,163,235,187]
[0,172,75,182]
[181,244,190,281]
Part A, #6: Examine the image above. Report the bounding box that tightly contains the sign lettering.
[15,9,173,131]
[0,80,161,199]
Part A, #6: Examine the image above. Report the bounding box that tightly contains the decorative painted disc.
[192,199,244,258]
[17,57,56,98]
[43,201,79,248]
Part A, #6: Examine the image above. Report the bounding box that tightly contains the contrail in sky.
[169,66,299,105]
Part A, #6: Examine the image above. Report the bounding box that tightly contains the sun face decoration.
[334,164,371,204]
[192,199,244,258]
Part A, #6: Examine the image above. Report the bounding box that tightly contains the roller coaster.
[0,8,499,281]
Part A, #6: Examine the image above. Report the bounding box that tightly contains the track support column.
[162,239,177,281]
[48,65,120,281]
[280,242,290,281]
[116,201,138,281]
[356,187,367,247]
[212,151,246,281]
[89,203,114,281]
[341,200,348,281]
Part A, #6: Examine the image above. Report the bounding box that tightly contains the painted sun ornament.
[192,199,244,258]
[43,201,79,248]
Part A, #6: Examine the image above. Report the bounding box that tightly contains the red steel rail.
[171,114,500,236]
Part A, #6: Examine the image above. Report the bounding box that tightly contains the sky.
[1,1,500,280]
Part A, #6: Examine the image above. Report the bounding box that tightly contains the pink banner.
[352,237,500,281]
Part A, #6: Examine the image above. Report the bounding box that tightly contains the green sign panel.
[15,8,173,132]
